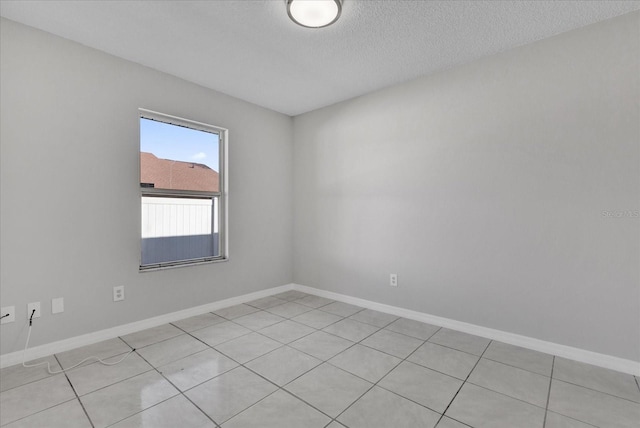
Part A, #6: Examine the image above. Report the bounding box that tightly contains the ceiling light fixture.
[286,0,342,28]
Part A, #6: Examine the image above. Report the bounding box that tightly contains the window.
[139,109,227,269]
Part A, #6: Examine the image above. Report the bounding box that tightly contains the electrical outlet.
[52,297,64,314]
[390,273,398,287]
[27,302,41,320]
[113,286,124,302]
[1,306,15,324]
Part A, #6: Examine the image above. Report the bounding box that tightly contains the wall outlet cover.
[1,306,16,324]
[113,286,125,302]
[27,302,41,320]
[52,297,64,314]
[390,273,398,287]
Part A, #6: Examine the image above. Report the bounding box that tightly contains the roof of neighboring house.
[140,152,219,192]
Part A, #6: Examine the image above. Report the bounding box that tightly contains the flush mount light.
[287,0,342,28]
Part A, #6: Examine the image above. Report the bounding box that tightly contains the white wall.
[293,12,639,361]
[0,18,293,352]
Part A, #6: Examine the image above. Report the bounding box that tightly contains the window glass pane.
[139,115,223,268]
[140,118,219,192]
[141,195,219,265]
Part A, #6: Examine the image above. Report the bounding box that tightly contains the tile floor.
[1,290,639,427]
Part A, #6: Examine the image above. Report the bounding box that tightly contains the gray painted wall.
[0,19,293,352]
[292,12,639,361]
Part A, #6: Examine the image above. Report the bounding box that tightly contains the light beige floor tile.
[291,309,342,329]
[185,366,277,424]
[289,331,354,361]
[428,329,491,356]
[190,321,251,347]
[246,346,321,386]
[379,361,463,413]
[214,332,282,364]
[407,341,479,380]
[56,338,131,370]
[136,334,208,367]
[245,296,287,309]
[348,309,398,328]
[468,358,550,407]
[435,417,471,428]
[385,318,440,340]
[80,371,178,428]
[285,363,372,417]
[258,319,315,344]
[545,411,597,428]
[338,386,440,428]
[0,375,75,426]
[109,394,215,428]
[319,302,364,317]
[323,319,379,342]
[553,357,640,403]
[213,304,259,320]
[446,383,545,428]
[157,348,238,391]
[271,290,310,301]
[224,389,330,428]
[3,399,91,428]
[548,379,640,428]
[171,312,225,332]
[120,324,183,349]
[0,356,61,392]
[329,344,400,383]
[361,328,423,358]
[294,295,335,309]
[66,352,152,396]
[265,302,312,318]
[483,341,553,376]
[232,311,285,330]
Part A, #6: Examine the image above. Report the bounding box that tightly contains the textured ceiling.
[1,1,638,116]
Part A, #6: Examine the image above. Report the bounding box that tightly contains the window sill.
[139,257,229,272]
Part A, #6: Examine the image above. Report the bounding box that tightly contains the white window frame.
[139,108,228,270]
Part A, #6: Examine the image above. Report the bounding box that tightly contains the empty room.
[0,1,638,427]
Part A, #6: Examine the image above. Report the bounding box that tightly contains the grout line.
[119,331,183,351]
[56,354,96,428]
[544,410,599,428]
[185,299,379,423]
[180,327,338,424]
[550,377,640,404]
[67,365,156,397]
[481,354,552,378]
[330,328,446,423]
[135,350,221,427]
[240,359,334,420]
[434,338,492,427]
[0,356,61,393]
[543,356,556,427]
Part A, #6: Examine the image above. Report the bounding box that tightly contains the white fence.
[141,196,218,238]
[141,196,219,264]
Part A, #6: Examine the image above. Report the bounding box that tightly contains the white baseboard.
[0,284,294,369]
[4,282,638,376]
[292,284,640,376]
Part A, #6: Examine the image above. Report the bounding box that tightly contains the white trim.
[292,284,640,376]
[3,282,638,376]
[0,284,293,369]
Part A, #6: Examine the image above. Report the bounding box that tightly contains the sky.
[140,118,219,171]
